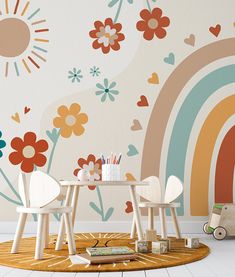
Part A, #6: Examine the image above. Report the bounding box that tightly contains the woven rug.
[0,233,209,272]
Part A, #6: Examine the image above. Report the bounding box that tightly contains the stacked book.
[70,246,137,265]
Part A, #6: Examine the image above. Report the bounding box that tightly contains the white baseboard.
[0,221,205,234]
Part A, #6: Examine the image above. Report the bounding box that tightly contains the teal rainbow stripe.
[166,64,235,215]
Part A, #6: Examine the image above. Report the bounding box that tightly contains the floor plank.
[28,271,53,277]
[145,268,169,277]
[0,266,14,276]
[75,273,99,277]
[3,268,32,277]
[167,265,193,277]
[185,259,216,277]
[123,270,145,277]
[52,272,76,276]
[99,272,122,277]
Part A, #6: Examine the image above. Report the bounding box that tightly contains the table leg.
[159,207,167,239]
[55,186,74,251]
[71,186,80,227]
[130,214,137,239]
[129,185,144,240]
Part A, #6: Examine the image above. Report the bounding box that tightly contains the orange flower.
[9,132,48,173]
[74,154,102,190]
[89,18,125,54]
[53,103,88,138]
[136,8,170,40]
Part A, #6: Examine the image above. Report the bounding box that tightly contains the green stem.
[96,186,105,221]
[146,0,151,11]
[114,0,123,23]
[0,168,22,203]
[0,191,22,205]
[47,130,60,174]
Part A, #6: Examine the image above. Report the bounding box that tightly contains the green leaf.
[89,202,103,216]
[108,0,119,7]
[104,207,114,221]
[152,0,156,2]
[46,128,59,143]
[127,0,134,3]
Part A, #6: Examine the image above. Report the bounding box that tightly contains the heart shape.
[209,24,221,37]
[46,128,60,143]
[24,106,30,114]
[131,119,142,131]
[184,34,195,46]
[136,176,161,203]
[125,201,133,213]
[11,112,20,123]
[164,52,175,65]
[127,144,139,156]
[137,95,149,107]
[29,171,61,208]
[148,72,159,84]
[125,172,136,181]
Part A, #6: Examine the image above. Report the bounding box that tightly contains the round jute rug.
[0,233,209,272]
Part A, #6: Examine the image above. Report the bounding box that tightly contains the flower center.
[104,33,111,39]
[22,145,35,159]
[148,18,159,29]
[89,169,95,175]
[65,115,76,126]
[105,88,109,93]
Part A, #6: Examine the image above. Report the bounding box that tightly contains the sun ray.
[14,62,20,76]
[34,38,49,43]
[31,19,46,25]
[22,59,31,73]
[28,56,40,68]
[5,62,9,77]
[31,50,46,62]
[5,0,9,14]
[21,1,29,16]
[33,45,47,53]
[27,8,40,20]
[14,0,20,14]
[35,28,49,33]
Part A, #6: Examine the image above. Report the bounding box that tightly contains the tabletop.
[59,180,148,187]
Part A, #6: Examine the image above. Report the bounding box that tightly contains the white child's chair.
[132,175,183,239]
[11,171,76,260]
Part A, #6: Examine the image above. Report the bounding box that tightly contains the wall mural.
[0,0,49,77]
[0,0,235,222]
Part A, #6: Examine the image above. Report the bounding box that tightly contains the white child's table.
[55,180,148,250]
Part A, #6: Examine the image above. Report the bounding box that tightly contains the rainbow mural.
[141,38,235,216]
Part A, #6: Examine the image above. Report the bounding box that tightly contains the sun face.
[0,0,49,77]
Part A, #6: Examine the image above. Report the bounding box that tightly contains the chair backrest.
[164,175,183,203]
[18,172,29,207]
[136,176,161,203]
[29,171,61,208]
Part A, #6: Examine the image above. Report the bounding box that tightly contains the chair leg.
[148,207,154,230]
[130,215,137,239]
[35,214,46,260]
[11,213,27,254]
[170,207,181,239]
[44,214,49,248]
[64,213,76,255]
[159,208,167,239]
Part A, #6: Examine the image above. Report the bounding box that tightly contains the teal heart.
[164,52,175,65]
[127,144,139,156]
[46,128,60,143]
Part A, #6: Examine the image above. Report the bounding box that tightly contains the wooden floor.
[0,234,234,277]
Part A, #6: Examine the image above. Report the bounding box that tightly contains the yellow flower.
[53,103,88,138]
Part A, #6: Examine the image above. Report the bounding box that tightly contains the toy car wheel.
[203,222,213,234]
[213,226,227,240]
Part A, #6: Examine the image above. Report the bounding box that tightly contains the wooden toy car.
[203,203,235,240]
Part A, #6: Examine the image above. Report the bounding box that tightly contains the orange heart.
[131,119,142,131]
[184,34,195,46]
[137,95,149,107]
[11,112,20,123]
[125,201,133,213]
[125,173,136,181]
[209,24,221,37]
[148,72,159,84]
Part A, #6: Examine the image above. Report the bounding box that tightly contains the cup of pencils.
[101,153,122,181]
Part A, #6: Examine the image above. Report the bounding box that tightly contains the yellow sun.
[0,0,49,77]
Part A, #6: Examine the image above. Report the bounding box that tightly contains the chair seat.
[139,202,180,208]
[16,206,72,214]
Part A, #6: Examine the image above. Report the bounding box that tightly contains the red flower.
[89,18,125,54]
[136,8,170,40]
[74,154,102,190]
[9,132,48,173]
